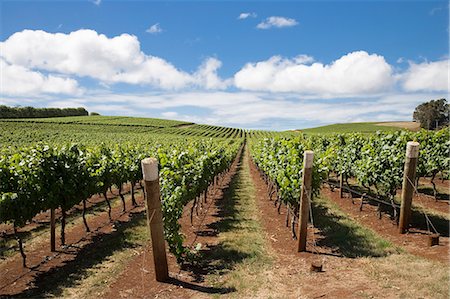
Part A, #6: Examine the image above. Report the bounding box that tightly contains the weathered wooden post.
[50,208,56,252]
[298,151,314,252]
[339,173,344,198]
[399,142,419,234]
[141,158,169,282]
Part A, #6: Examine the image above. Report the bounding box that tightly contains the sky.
[0,0,448,130]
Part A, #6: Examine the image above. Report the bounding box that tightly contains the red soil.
[0,186,144,297]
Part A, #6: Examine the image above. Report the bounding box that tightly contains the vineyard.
[250,130,449,241]
[0,116,449,298]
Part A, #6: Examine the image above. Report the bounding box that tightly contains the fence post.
[399,142,419,234]
[50,208,56,252]
[141,158,169,282]
[298,151,314,252]
[339,173,344,198]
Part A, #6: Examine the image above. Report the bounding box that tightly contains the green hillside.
[299,122,404,134]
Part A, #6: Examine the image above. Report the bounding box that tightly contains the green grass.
[204,147,273,297]
[3,115,191,128]
[300,122,403,134]
[313,195,400,257]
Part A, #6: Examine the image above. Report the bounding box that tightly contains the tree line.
[0,106,88,119]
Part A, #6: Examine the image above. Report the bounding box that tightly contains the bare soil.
[0,188,145,297]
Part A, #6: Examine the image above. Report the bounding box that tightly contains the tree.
[413,98,449,130]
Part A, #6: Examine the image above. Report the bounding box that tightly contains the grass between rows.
[312,195,400,257]
[205,147,273,298]
[316,194,449,298]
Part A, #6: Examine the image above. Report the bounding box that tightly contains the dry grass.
[376,121,421,131]
[362,254,449,298]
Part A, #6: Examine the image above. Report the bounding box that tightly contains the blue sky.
[0,0,448,130]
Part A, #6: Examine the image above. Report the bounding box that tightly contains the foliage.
[413,98,449,130]
[250,136,325,207]
[0,138,242,264]
[251,129,449,203]
[0,105,88,119]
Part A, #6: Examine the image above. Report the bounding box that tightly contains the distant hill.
[299,121,419,134]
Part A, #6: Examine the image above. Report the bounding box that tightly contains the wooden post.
[141,158,169,282]
[399,142,419,234]
[298,151,314,252]
[339,173,344,198]
[50,208,56,252]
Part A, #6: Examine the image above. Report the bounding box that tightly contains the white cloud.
[238,12,257,20]
[400,60,449,92]
[92,0,101,6]
[161,111,179,118]
[0,29,228,90]
[256,16,298,29]
[146,23,163,34]
[0,59,81,96]
[193,57,231,90]
[234,51,394,96]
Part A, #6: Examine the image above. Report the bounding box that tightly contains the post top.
[303,150,314,168]
[406,141,420,158]
[141,157,159,181]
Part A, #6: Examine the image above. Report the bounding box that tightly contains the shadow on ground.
[10,211,147,298]
[312,198,394,258]
[330,180,449,238]
[181,150,249,288]
[417,186,449,202]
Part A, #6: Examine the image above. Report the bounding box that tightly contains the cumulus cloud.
[0,59,81,96]
[400,59,448,92]
[193,57,231,90]
[146,23,163,34]
[0,29,229,90]
[1,28,447,104]
[234,51,394,96]
[238,12,257,20]
[256,16,298,29]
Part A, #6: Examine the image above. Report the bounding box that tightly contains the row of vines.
[250,129,449,233]
[0,138,242,266]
